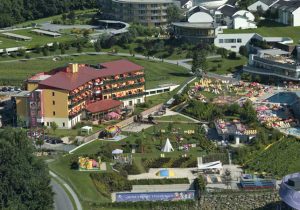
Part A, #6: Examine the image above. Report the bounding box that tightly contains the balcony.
[254,56,300,71]
[243,65,300,81]
[103,74,144,85]
[68,99,85,109]
[113,92,145,100]
[102,82,145,94]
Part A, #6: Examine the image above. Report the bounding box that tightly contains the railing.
[254,56,299,70]
[102,82,145,94]
[113,92,145,100]
[68,99,86,109]
[244,65,300,80]
[103,74,144,85]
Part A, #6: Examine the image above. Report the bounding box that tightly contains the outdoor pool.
[267,92,298,105]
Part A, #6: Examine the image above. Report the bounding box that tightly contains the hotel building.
[14,60,145,128]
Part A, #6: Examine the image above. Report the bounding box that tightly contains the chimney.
[67,63,78,73]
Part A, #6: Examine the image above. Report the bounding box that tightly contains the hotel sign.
[116,190,195,202]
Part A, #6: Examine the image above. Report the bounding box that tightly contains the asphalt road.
[50,171,82,210]
[51,179,74,210]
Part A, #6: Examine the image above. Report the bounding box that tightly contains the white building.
[214,33,293,52]
[270,0,300,26]
[217,5,257,29]
[215,33,256,52]
[247,0,278,12]
[232,10,257,29]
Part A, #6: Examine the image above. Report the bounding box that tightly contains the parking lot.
[0,86,22,95]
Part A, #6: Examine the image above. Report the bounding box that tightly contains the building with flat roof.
[243,48,300,82]
[14,60,145,128]
[172,11,218,42]
[101,0,180,26]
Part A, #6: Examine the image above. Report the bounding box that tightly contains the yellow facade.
[42,89,69,118]
[27,82,39,92]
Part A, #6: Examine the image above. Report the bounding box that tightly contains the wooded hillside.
[0,0,97,27]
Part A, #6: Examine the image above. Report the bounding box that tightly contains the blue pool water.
[267,92,298,105]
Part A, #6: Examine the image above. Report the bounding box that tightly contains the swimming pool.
[267,92,298,105]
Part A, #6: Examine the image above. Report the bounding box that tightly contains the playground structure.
[161,138,174,152]
[99,125,122,139]
[156,169,175,177]
[78,156,101,171]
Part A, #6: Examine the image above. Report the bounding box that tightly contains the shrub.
[90,173,131,197]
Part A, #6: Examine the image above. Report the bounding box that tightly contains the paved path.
[50,171,82,210]
[51,179,74,210]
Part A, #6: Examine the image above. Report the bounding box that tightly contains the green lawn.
[0,29,75,49]
[224,25,300,44]
[0,54,189,87]
[207,57,247,75]
[48,154,110,203]
[157,114,195,122]
[48,121,206,207]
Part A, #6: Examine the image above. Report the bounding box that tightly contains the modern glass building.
[243,49,300,82]
[101,0,180,26]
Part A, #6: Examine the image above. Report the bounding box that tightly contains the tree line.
[0,0,97,28]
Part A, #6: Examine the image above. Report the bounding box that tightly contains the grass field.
[0,54,189,88]
[157,114,195,122]
[48,121,205,207]
[207,57,247,75]
[0,29,75,49]
[224,25,300,44]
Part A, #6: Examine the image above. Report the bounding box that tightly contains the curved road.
[50,171,82,210]
[51,179,74,210]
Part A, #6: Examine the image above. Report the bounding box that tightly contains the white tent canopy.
[112,149,123,155]
[161,138,174,152]
[81,126,93,134]
[198,160,223,170]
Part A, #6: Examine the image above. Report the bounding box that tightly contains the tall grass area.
[244,137,300,178]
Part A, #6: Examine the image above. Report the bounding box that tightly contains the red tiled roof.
[38,60,143,91]
[86,100,123,113]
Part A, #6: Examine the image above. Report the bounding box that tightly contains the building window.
[129,101,133,106]
[52,100,55,105]
[237,38,242,43]
[231,46,236,48]
[52,92,55,96]
[53,111,56,116]
[47,122,49,126]
[219,39,224,43]
[104,95,107,99]
[63,122,65,127]
[225,39,236,43]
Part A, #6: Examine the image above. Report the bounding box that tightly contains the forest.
[0,0,97,27]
